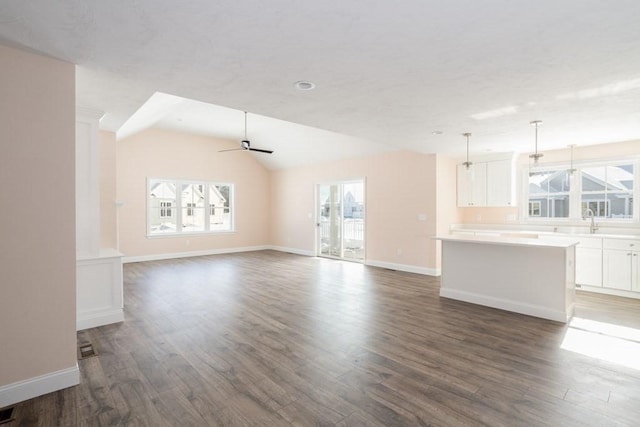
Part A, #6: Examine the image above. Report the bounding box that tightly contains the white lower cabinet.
[576,247,603,287]
[602,239,640,291]
[450,230,640,296]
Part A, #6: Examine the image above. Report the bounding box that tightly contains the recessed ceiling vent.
[294,80,315,91]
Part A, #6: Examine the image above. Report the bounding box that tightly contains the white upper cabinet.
[457,155,516,207]
[486,160,515,206]
[457,162,486,206]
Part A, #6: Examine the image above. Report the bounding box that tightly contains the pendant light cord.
[529,120,543,164]
[462,132,472,169]
[244,111,248,140]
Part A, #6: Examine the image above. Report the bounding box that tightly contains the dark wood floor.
[6,250,640,426]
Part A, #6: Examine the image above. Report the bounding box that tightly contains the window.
[529,201,541,217]
[527,169,570,218]
[581,164,633,219]
[524,160,637,222]
[148,179,234,235]
[160,201,173,218]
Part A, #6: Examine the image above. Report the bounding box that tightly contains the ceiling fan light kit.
[219,111,274,154]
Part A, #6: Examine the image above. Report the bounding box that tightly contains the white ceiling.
[2,1,640,170]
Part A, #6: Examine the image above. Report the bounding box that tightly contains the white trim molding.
[122,247,440,278]
[0,364,79,408]
[123,245,271,263]
[440,288,573,323]
[365,259,440,276]
[77,308,124,331]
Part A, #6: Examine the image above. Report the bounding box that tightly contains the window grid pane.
[527,170,570,218]
[581,164,634,219]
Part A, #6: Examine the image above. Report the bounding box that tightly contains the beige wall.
[100,131,118,249]
[458,139,640,224]
[270,151,451,271]
[116,128,271,257]
[0,45,77,385]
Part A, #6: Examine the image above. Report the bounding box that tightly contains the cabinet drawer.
[576,237,602,249]
[603,238,640,250]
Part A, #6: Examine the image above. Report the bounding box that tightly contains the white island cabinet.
[435,235,578,323]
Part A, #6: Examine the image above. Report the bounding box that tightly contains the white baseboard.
[268,246,315,257]
[577,284,640,299]
[366,259,440,276]
[122,247,440,278]
[123,245,271,263]
[0,364,79,408]
[77,308,124,331]
[440,288,570,323]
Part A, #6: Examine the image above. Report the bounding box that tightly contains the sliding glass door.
[317,180,365,261]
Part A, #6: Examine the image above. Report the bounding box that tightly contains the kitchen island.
[435,234,579,323]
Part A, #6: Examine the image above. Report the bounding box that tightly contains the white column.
[75,107,103,258]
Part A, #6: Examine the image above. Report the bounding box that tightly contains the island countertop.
[434,234,579,249]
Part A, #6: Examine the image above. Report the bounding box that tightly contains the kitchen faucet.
[583,208,599,234]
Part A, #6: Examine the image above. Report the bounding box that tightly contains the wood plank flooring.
[5,250,640,426]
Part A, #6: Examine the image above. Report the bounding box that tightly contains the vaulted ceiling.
[2,1,640,169]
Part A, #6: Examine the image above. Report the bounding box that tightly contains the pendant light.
[568,144,577,174]
[529,120,543,165]
[462,132,473,170]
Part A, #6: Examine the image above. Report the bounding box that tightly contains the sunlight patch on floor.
[561,317,640,370]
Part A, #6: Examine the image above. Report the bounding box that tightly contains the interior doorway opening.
[316,180,365,262]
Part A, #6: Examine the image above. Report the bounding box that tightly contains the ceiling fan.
[219,111,274,154]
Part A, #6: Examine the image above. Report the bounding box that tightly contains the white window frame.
[522,158,639,224]
[147,178,235,237]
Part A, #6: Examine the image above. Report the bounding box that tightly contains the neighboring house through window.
[528,201,541,217]
[148,179,234,235]
[160,201,172,218]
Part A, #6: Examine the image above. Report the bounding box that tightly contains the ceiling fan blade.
[218,148,244,153]
[227,114,273,154]
[248,147,273,154]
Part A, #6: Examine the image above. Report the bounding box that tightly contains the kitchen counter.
[435,235,576,323]
[450,224,640,240]
[436,234,579,248]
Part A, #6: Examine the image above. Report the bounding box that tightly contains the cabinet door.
[486,160,513,206]
[457,164,473,207]
[633,252,640,292]
[576,247,602,287]
[603,249,632,290]
[456,163,485,206]
[457,163,486,207]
